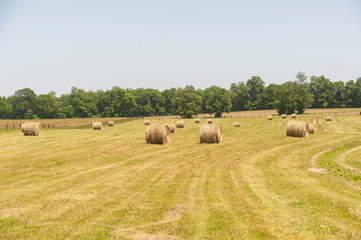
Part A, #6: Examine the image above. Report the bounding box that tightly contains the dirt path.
[308,149,331,173]
[335,145,361,173]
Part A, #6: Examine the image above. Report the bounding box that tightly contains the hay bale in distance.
[199,124,223,143]
[24,122,40,136]
[108,121,114,126]
[194,118,200,123]
[233,122,241,127]
[309,123,316,134]
[93,122,102,130]
[267,116,273,120]
[207,119,213,124]
[325,116,332,121]
[166,124,176,133]
[286,120,309,138]
[144,120,150,125]
[281,114,287,119]
[176,121,184,128]
[145,124,171,144]
[291,114,296,118]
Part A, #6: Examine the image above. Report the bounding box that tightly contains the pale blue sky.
[0,0,360,97]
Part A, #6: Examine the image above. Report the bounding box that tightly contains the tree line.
[0,72,360,119]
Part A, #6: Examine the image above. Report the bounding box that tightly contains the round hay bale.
[194,118,200,123]
[291,114,296,118]
[199,124,223,144]
[233,122,241,127]
[92,122,102,130]
[108,121,114,126]
[176,121,184,128]
[20,123,25,133]
[309,123,316,134]
[286,120,309,137]
[144,120,150,125]
[281,114,287,119]
[24,122,40,136]
[267,116,273,120]
[166,124,176,133]
[145,124,171,144]
[207,119,213,124]
[325,116,332,121]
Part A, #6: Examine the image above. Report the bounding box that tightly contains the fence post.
[6,124,8,130]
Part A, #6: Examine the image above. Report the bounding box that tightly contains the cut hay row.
[286,120,309,137]
[145,124,171,144]
[233,122,241,127]
[176,121,184,128]
[199,124,223,143]
[92,122,102,130]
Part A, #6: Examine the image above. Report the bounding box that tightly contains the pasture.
[0,116,361,239]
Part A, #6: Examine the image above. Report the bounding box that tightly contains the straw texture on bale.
[166,124,176,133]
[291,114,296,118]
[199,124,223,144]
[23,122,40,136]
[286,120,309,138]
[194,118,200,123]
[233,122,241,127]
[108,121,114,126]
[267,116,273,120]
[325,116,332,121]
[145,124,171,144]
[144,120,150,125]
[207,119,213,124]
[281,114,287,119]
[176,121,184,128]
[92,122,102,130]
[309,123,316,134]
[20,124,25,133]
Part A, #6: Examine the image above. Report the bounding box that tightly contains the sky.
[0,0,360,97]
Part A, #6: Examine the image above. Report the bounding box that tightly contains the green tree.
[275,81,297,114]
[10,88,36,119]
[162,88,177,115]
[230,82,250,111]
[294,72,314,114]
[0,97,12,119]
[262,83,278,110]
[203,86,232,117]
[310,75,333,108]
[33,94,56,119]
[246,76,265,109]
[173,85,202,118]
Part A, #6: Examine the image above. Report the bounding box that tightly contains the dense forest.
[1,72,361,119]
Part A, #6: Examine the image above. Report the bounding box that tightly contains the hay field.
[0,116,361,239]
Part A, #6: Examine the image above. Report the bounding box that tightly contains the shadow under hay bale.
[233,122,241,127]
[92,122,102,130]
[281,114,287,119]
[199,124,223,143]
[194,118,200,123]
[176,121,184,128]
[166,124,176,133]
[108,121,114,126]
[144,120,150,125]
[267,116,273,120]
[207,119,213,124]
[286,120,309,137]
[24,122,40,136]
[145,124,171,144]
[325,116,332,121]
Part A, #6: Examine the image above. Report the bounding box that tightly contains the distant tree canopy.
[0,73,360,119]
